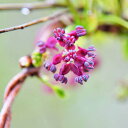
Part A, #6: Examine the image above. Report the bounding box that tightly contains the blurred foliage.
[117,86,128,101]
[122,35,128,59]
[0,0,128,128]
[65,0,128,101]
[65,0,128,59]
[117,76,128,101]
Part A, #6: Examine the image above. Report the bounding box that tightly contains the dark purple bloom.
[87,45,96,51]
[53,26,86,50]
[45,37,58,50]
[75,25,86,37]
[44,26,96,85]
[68,26,86,39]
[54,74,67,84]
[36,37,58,54]
[76,47,88,57]
[44,62,56,73]
[52,53,62,65]
[59,64,71,75]
[37,41,47,54]
[53,28,65,41]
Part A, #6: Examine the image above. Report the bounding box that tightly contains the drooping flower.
[43,26,96,85]
[37,37,58,54]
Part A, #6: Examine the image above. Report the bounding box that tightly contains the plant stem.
[37,76,54,88]
[0,2,67,10]
[65,0,81,24]
[0,9,68,34]
[0,67,40,128]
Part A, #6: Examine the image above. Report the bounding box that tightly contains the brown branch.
[0,9,68,34]
[0,67,40,128]
[0,2,67,10]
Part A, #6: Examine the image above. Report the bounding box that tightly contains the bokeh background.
[0,0,128,128]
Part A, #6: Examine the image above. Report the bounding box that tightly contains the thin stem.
[0,9,68,34]
[0,67,40,128]
[0,2,67,11]
[37,75,54,88]
[37,76,66,98]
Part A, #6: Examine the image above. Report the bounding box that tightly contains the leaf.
[53,86,67,98]
[117,86,128,101]
[39,76,68,99]
[99,14,128,29]
[95,0,121,14]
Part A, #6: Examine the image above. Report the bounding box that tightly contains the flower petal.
[76,47,88,57]
[68,30,78,40]
[45,37,58,50]
[65,44,75,50]
[52,53,62,65]
[59,64,71,75]
[74,56,85,67]
[70,63,82,76]
[58,40,66,47]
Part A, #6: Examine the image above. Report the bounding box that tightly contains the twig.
[0,67,40,128]
[0,9,68,34]
[0,2,67,10]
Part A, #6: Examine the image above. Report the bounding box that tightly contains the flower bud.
[19,56,32,68]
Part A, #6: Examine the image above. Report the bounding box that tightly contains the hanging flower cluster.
[36,26,96,85]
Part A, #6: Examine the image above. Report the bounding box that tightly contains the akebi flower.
[39,25,96,85]
[37,37,58,54]
[53,26,86,50]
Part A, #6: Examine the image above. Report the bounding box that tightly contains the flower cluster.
[37,26,96,85]
[53,26,86,50]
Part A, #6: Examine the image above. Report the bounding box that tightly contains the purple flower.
[54,74,67,84]
[53,26,86,50]
[52,53,62,65]
[45,37,58,50]
[44,26,96,85]
[68,26,86,39]
[37,41,46,54]
[44,62,56,73]
[36,37,58,54]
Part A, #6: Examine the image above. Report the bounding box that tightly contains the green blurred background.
[0,0,128,128]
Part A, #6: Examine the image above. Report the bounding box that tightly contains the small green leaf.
[38,76,68,99]
[117,86,128,101]
[53,86,67,98]
[99,14,128,29]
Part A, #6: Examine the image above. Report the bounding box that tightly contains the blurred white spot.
[21,8,30,15]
